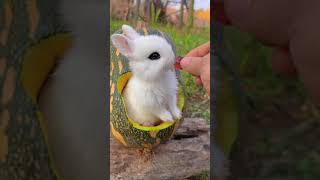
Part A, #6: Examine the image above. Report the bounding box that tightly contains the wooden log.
[110,118,210,179]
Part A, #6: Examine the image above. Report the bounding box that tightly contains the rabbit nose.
[174,56,183,70]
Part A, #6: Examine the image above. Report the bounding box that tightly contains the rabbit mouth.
[174,56,183,70]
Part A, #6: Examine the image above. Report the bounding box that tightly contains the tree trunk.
[151,0,155,23]
[135,0,141,21]
[125,0,131,21]
[179,0,184,27]
[144,0,152,24]
[188,0,194,28]
[160,0,170,23]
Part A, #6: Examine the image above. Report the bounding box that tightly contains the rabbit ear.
[111,34,134,57]
[122,24,140,40]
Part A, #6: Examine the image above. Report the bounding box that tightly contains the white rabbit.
[111,25,181,126]
[38,0,107,180]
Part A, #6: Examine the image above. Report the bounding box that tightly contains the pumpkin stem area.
[116,72,185,131]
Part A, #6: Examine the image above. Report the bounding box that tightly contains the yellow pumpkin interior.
[20,33,73,180]
[117,72,185,131]
[21,33,73,102]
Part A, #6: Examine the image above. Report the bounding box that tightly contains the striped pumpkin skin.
[0,0,69,179]
[110,27,184,148]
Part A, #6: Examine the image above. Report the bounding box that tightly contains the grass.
[110,19,210,122]
[187,170,210,180]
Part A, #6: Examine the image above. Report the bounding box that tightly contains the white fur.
[111,25,181,126]
[38,1,106,179]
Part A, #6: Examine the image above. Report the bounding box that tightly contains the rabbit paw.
[158,110,174,122]
[172,107,182,120]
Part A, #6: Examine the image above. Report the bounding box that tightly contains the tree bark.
[179,0,184,27]
[144,0,152,24]
[188,0,194,28]
[135,0,141,21]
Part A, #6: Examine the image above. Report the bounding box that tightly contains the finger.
[201,63,210,95]
[196,77,203,85]
[180,57,203,76]
[271,47,297,76]
[224,0,292,46]
[186,42,210,57]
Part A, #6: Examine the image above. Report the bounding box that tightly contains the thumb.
[222,0,291,46]
[180,57,203,76]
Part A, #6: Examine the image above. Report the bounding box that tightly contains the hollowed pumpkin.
[110,27,185,148]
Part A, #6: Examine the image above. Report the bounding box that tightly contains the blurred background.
[110,0,210,124]
[225,26,320,179]
[110,0,209,27]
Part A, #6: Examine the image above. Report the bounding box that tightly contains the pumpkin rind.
[0,0,69,179]
[110,27,184,148]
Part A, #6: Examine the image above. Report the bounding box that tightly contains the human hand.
[180,42,210,95]
[213,0,320,104]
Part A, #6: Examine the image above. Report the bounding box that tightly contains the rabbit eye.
[148,52,161,60]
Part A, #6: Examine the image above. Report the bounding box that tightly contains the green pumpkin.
[110,27,185,148]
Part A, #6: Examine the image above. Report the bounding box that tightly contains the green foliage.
[110,20,125,34]
[150,2,155,24]
[188,0,195,28]
[154,9,162,23]
[110,20,210,122]
[150,2,161,24]
[193,170,209,180]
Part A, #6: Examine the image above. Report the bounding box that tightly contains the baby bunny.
[111,25,181,126]
[38,0,107,179]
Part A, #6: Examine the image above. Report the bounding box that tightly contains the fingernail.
[174,56,183,70]
[180,57,192,68]
[196,77,203,85]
